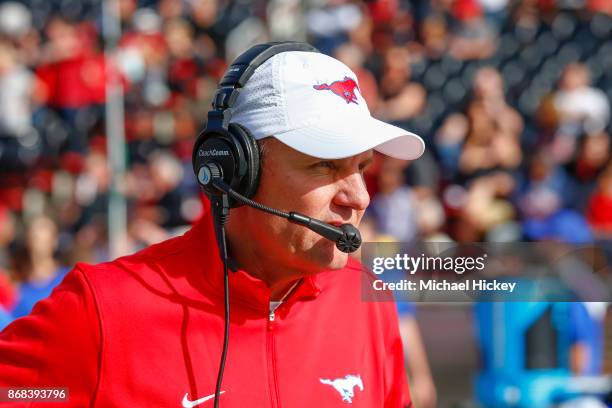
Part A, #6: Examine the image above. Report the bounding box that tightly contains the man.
[0,43,424,407]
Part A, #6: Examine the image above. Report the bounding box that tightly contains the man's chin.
[297,238,350,274]
[308,250,348,272]
[327,251,349,270]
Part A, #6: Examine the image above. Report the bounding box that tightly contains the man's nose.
[332,172,370,212]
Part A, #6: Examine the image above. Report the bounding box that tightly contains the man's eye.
[316,161,336,170]
[359,160,373,173]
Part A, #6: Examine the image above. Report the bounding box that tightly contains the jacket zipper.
[267,309,281,408]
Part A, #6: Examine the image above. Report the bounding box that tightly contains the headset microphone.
[285,213,362,254]
[199,163,362,253]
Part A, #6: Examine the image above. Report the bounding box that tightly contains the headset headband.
[194,41,320,204]
[208,42,319,128]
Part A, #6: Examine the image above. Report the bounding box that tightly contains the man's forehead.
[262,137,373,162]
[293,148,373,164]
[348,149,374,162]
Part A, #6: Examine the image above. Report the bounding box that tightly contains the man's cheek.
[293,227,329,251]
[355,210,366,226]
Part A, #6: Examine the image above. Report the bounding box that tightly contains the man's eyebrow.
[359,156,374,168]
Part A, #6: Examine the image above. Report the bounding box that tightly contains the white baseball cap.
[229,51,425,161]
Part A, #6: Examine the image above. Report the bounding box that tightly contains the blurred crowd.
[0,0,611,341]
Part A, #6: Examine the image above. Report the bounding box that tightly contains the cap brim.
[272,114,425,160]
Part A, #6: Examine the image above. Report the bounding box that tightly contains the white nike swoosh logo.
[182,391,225,408]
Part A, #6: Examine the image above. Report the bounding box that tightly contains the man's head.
[560,63,591,91]
[228,137,372,279]
[206,44,425,283]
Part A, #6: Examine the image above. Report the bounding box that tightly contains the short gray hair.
[257,137,272,165]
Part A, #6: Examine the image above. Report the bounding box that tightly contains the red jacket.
[0,213,411,407]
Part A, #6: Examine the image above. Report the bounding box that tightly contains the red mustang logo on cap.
[313,77,360,105]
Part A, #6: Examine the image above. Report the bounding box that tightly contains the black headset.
[192,42,320,206]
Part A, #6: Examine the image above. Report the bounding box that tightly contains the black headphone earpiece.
[192,123,260,205]
[230,123,261,200]
[192,41,319,208]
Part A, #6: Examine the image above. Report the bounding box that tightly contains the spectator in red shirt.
[0,206,16,311]
[587,165,612,235]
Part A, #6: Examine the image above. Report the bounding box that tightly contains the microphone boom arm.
[208,173,361,253]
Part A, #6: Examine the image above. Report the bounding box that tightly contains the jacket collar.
[186,206,321,312]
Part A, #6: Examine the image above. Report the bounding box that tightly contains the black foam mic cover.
[336,224,362,253]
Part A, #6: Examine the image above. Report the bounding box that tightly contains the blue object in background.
[475,300,610,408]
[0,307,11,331]
[523,209,593,244]
[11,267,68,318]
[568,303,605,376]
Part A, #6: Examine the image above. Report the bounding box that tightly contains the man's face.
[233,138,372,277]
